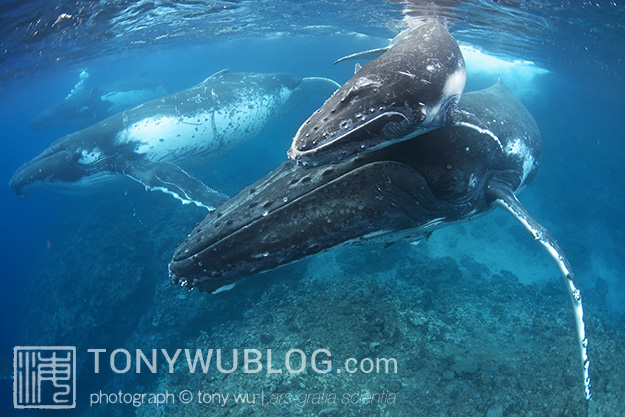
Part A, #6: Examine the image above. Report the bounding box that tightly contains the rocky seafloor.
[19,190,625,417]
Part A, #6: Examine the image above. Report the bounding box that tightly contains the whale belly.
[116,91,290,168]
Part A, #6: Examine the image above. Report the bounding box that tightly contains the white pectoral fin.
[490,187,592,402]
[280,77,342,116]
[211,283,236,294]
[300,77,341,97]
[121,160,229,211]
[333,47,390,65]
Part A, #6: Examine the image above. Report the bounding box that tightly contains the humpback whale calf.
[10,70,340,210]
[170,80,591,401]
[287,20,490,167]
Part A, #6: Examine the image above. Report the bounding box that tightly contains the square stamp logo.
[13,346,76,409]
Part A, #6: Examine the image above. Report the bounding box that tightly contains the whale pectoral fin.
[333,47,390,65]
[120,160,229,211]
[300,77,342,97]
[488,186,592,402]
[279,77,342,116]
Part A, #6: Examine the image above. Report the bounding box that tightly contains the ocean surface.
[1,1,624,416]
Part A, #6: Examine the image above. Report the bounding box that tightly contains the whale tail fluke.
[488,185,592,403]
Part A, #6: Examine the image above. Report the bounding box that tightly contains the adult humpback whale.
[169,80,591,402]
[287,20,489,167]
[10,70,340,210]
[29,70,169,131]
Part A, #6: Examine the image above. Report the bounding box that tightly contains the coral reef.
[20,195,625,417]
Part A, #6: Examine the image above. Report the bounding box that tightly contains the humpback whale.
[11,70,340,210]
[170,80,591,401]
[287,20,488,167]
[170,80,539,290]
[29,70,169,131]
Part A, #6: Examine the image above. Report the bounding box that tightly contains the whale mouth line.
[290,111,410,163]
[171,163,367,266]
[167,154,479,291]
[9,149,73,193]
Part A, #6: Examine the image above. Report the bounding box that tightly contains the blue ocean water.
[1,1,624,416]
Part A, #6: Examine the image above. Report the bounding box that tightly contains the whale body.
[11,70,340,210]
[287,20,488,167]
[170,80,539,289]
[170,79,592,402]
[29,71,169,131]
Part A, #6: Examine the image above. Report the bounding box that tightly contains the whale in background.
[29,70,170,131]
[11,70,341,210]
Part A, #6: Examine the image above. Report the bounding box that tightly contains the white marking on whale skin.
[442,68,466,101]
[419,217,446,230]
[116,91,291,167]
[151,185,212,211]
[420,69,466,127]
[422,103,440,126]
[361,229,393,240]
[398,70,417,78]
[341,218,448,248]
[340,229,399,247]
[458,121,504,152]
[504,136,535,183]
[77,148,102,164]
[468,173,478,189]
[118,114,208,161]
[125,173,214,211]
[300,110,413,159]
[349,77,382,96]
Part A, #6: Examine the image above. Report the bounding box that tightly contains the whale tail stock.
[487,183,592,404]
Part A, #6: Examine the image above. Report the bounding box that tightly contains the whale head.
[9,125,123,196]
[169,81,541,294]
[287,20,467,167]
[169,80,540,293]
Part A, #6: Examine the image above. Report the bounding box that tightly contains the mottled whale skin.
[170,80,540,290]
[170,80,592,401]
[287,20,482,167]
[10,70,340,210]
